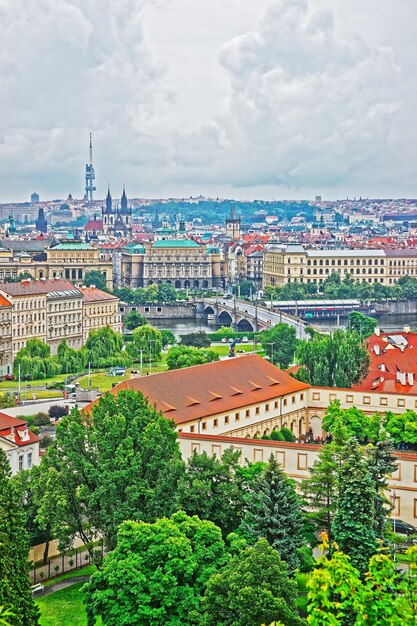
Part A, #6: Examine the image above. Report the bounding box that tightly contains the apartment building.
[121,239,227,289]
[80,285,122,342]
[0,414,40,474]
[263,244,389,287]
[0,279,121,371]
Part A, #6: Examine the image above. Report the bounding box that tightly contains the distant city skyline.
[0,0,416,202]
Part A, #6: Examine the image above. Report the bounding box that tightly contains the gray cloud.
[0,0,415,200]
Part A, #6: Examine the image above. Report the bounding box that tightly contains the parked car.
[388,518,417,535]
[221,337,228,343]
[5,374,14,381]
[242,336,249,343]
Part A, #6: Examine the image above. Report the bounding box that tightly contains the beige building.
[0,240,113,290]
[121,239,227,289]
[263,244,391,288]
[0,279,121,372]
[80,286,122,342]
[0,414,41,475]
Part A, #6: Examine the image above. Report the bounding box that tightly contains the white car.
[242,336,249,343]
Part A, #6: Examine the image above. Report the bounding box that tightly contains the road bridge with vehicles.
[196,297,318,339]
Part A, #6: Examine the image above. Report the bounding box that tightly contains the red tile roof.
[88,354,309,425]
[80,286,118,302]
[84,220,103,231]
[0,279,80,297]
[0,414,41,447]
[0,294,11,308]
[354,331,417,394]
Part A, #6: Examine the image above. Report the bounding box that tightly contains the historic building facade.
[102,187,132,240]
[121,239,227,289]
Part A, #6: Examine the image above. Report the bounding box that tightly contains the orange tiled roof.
[88,354,309,425]
[0,279,80,297]
[80,286,118,302]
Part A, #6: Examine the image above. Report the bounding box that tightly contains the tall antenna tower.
[85,132,96,203]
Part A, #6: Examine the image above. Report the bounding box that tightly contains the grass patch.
[77,372,131,391]
[37,583,101,626]
[43,565,97,588]
[209,344,258,356]
[0,374,69,390]
[295,572,309,613]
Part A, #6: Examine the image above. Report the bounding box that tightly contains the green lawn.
[0,374,69,390]
[43,565,97,588]
[77,372,131,391]
[37,583,102,626]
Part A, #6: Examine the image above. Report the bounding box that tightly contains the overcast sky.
[0,0,416,202]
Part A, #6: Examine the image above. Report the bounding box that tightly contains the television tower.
[85,132,96,203]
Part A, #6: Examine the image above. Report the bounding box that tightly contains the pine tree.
[0,450,40,626]
[332,438,377,573]
[301,443,339,543]
[242,456,304,571]
[367,437,397,539]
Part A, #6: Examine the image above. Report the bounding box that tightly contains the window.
[363,396,371,405]
[265,403,269,412]
[235,412,240,421]
[202,422,207,430]
[246,409,250,418]
[190,425,195,433]
[329,393,336,401]
[224,415,229,425]
[297,453,308,470]
[274,401,279,409]
[18,455,24,471]
[380,397,388,406]
[312,392,320,401]
[300,394,304,401]
[283,398,287,406]
[346,394,353,403]
[27,452,32,469]
[397,398,405,408]
[213,419,218,427]
[255,407,260,415]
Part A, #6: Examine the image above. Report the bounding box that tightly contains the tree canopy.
[202,539,305,626]
[295,329,369,388]
[260,323,298,369]
[166,345,219,370]
[84,270,107,291]
[37,389,185,554]
[85,326,131,368]
[84,511,229,626]
[123,310,148,330]
[126,324,162,362]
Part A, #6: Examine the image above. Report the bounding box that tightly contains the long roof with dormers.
[87,354,309,425]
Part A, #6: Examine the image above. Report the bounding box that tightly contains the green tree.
[280,426,297,442]
[242,456,304,571]
[232,279,254,298]
[180,331,211,348]
[160,328,176,348]
[332,438,377,573]
[56,340,85,374]
[296,329,370,388]
[385,409,417,444]
[166,345,219,370]
[202,538,305,626]
[37,389,184,554]
[85,326,131,368]
[126,323,162,362]
[367,438,397,539]
[84,270,107,291]
[348,311,377,339]
[301,444,339,544]
[123,310,148,330]
[260,323,298,368]
[84,511,229,626]
[177,449,245,537]
[322,400,370,442]
[157,282,177,303]
[307,540,417,625]
[0,450,40,626]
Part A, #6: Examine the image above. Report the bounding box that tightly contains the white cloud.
[0,0,415,200]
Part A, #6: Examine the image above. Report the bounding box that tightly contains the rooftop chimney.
[375,327,381,336]
[374,344,380,356]
[408,372,414,386]
[404,325,411,334]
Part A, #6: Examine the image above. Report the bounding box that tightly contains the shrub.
[280,426,296,442]
[270,429,285,441]
[48,405,68,421]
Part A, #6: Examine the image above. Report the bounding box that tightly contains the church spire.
[106,185,112,212]
[121,185,128,213]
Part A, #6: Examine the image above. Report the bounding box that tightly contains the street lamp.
[149,339,157,375]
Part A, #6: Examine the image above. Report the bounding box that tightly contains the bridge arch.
[236,318,254,332]
[218,310,233,326]
[204,305,215,315]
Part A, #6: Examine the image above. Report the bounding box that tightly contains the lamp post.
[149,339,157,375]
[392,485,397,562]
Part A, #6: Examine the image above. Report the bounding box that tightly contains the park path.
[35,575,91,597]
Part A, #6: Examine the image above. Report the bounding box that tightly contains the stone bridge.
[196,297,315,338]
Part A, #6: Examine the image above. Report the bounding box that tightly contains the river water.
[151,313,415,336]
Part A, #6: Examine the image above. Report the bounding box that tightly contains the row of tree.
[265,272,417,303]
